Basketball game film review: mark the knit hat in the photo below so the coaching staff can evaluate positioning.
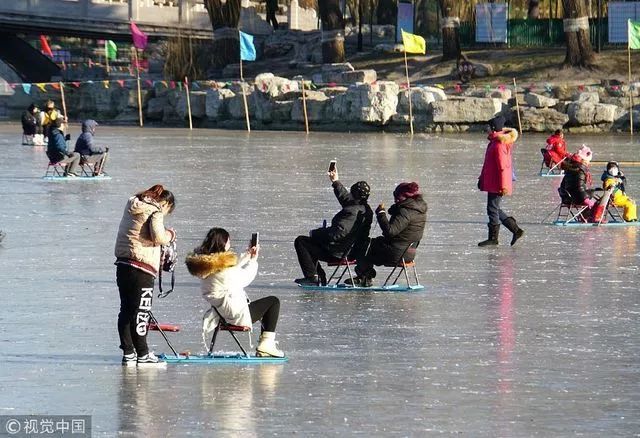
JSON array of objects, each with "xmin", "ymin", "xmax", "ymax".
[
  {"xmin": 393, "ymin": 182, "xmax": 421, "ymax": 202},
  {"xmin": 350, "ymin": 181, "xmax": 370, "ymax": 201},
  {"xmin": 574, "ymin": 144, "xmax": 593, "ymax": 163},
  {"xmin": 606, "ymin": 161, "xmax": 618, "ymax": 171},
  {"xmin": 489, "ymin": 115, "xmax": 505, "ymax": 132}
]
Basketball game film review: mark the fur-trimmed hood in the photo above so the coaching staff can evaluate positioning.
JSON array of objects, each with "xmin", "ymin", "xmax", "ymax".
[{"xmin": 185, "ymin": 251, "xmax": 238, "ymax": 279}]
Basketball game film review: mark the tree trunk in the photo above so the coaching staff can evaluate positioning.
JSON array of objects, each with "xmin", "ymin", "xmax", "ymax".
[
  {"xmin": 377, "ymin": 0, "xmax": 396, "ymax": 25},
  {"xmin": 204, "ymin": 0, "xmax": 242, "ymax": 68},
  {"xmin": 562, "ymin": 0, "xmax": 596, "ymax": 68},
  {"xmin": 438, "ymin": 0, "xmax": 460, "ymax": 61},
  {"xmin": 319, "ymin": 0, "xmax": 345, "ymax": 63},
  {"xmin": 528, "ymin": 0, "xmax": 540, "ymax": 19}
]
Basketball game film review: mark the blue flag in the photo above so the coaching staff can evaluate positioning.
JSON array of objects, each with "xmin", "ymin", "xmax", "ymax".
[{"xmin": 239, "ymin": 31, "xmax": 256, "ymax": 61}]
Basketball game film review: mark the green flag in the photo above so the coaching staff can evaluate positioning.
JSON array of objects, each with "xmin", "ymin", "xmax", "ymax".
[
  {"xmin": 106, "ymin": 40, "xmax": 118, "ymax": 60},
  {"xmin": 629, "ymin": 20, "xmax": 640, "ymax": 50}
]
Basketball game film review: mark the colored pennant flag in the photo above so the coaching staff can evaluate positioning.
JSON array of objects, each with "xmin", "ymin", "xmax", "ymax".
[
  {"xmin": 239, "ymin": 31, "xmax": 256, "ymax": 61},
  {"xmin": 22, "ymin": 83, "xmax": 32, "ymax": 94},
  {"xmin": 103, "ymin": 81, "xmax": 110, "ymax": 89},
  {"xmin": 36, "ymin": 83, "xmax": 47, "ymax": 92},
  {"xmin": 117, "ymin": 80, "xmax": 125, "ymax": 88},
  {"xmin": 39, "ymin": 35, "xmax": 54, "ymax": 57},
  {"xmin": 401, "ymin": 30, "xmax": 426, "ymax": 55},
  {"xmin": 51, "ymin": 83, "xmax": 60, "ymax": 90},
  {"xmin": 106, "ymin": 40, "xmax": 118, "ymax": 60},
  {"xmin": 130, "ymin": 22, "xmax": 148, "ymax": 50},
  {"xmin": 629, "ymin": 20, "xmax": 640, "ymax": 50},
  {"xmin": 72, "ymin": 82, "xmax": 81, "ymax": 88}
]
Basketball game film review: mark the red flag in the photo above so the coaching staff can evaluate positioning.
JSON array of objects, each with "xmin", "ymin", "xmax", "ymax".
[
  {"xmin": 130, "ymin": 22, "xmax": 148, "ymax": 50},
  {"xmin": 40, "ymin": 35, "xmax": 53, "ymax": 57}
]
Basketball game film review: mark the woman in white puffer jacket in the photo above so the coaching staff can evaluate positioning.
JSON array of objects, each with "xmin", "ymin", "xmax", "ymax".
[{"xmin": 185, "ymin": 227, "xmax": 284, "ymax": 357}]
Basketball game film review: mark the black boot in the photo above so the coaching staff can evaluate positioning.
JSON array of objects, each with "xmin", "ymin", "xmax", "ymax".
[
  {"xmin": 501, "ymin": 217, "xmax": 524, "ymax": 246},
  {"xmin": 478, "ymin": 224, "xmax": 500, "ymax": 247}
]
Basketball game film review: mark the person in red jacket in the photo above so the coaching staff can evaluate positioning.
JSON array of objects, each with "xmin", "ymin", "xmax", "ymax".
[
  {"xmin": 543, "ymin": 129, "xmax": 570, "ymax": 170},
  {"xmin": 477, "ymin": 116, "xmax": 524, "ymax": 246}
]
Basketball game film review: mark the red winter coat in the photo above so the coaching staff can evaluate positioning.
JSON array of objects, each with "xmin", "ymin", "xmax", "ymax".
[
  {"xmin": 478, "ymin": 128, "xmax": 518, "ymax": 195},
  {"xmin": 544, "ymin": 134, "xmax": 568, "ymax": 166}
]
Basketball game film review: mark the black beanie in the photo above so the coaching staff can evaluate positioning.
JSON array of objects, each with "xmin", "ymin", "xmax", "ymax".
[
  {"xmin": 489, "ymin": 115, "xmax": 506, "ymax": 132},
  {"xmin": 350, "ymin": 181, "xmax": 370, "ymax": 201}
]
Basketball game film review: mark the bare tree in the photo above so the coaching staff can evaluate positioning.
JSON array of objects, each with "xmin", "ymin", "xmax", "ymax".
[
  {"xmin": 438, "ymin": 0, "xmax": 460, "ymax": 61},
  {"xmin": 562, "ymin": 0, "xmax": 595, "ymax": 68},
  {"xmin": 319, "ymin": 0, "xmax": 345, "ymax": 63},
  {"xmin": 204, "ymin": 0, "xmax": 242, "ymax": 68}
]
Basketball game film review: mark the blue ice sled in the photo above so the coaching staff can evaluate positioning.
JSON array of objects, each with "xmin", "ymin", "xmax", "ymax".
[
  {"xmin": 159, "ymin": 353, "xmax": 288, "ymax": 364},
  {"xmin": 42, "ymin": 175, "xmax": 112, "ymax": 181},
  {"xmin": 539, "ymin": 172, "xmax": 564, "ymax": 178},
  {"xmin": 552, "ymin": 220, "xmax": 640, "ymax": 227},
  {"xmin": 298, "ymin": 283, "xmax": 425, "ymax": 292}
]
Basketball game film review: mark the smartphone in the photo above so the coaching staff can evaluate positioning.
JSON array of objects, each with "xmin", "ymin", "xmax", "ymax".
[
  {"xmin": 251, "ymin": 232, "xmax": 259, "ymax": 247},
  {"xmin": 328, "ymin": 160, "xmax": 337, "ymax": 172}
]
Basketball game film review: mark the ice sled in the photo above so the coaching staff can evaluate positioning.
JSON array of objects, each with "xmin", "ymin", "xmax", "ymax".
[
  {"xmin": 546, "ymin": 186, "xmax": 637, "ymax": 226},
  {"xmin": 159, "ymin": 353, "xmax": 288, "ymax": 364},
  {"xmin": 43, "ymin": 152, "xmax": 111, "ymax": 181},
  {"xmin": 538, "ymin": 148, "xmax": 565, "ymax": 177},
  {"xmin": 42, "ymin": 174, "xmax": 112, "ymax": 181},
  {"xmin": 300, "ymin": 241, "xmax": 425, "ymax": 292}
]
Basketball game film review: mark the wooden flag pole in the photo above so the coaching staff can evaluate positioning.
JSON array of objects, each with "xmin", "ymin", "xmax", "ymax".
[
  {"xmin": 132, "ymin": 47, "xmax": 144, "ymax": 127},
  {"xmin": 404, "ymin": 49, "xmax": 414, "ymax": 135},
  {"xmin": 184, "ymin": 76, "xmax": 193, "ymax": 130},
  {"xmin": 301, "ymin": 79, "xmax": 309, "ymax": 134},
  {"xmin": 59, "ymin": 81, "xmax": 68, "ymax": 122},
  {"xmin": 513, "ymin": 78, "xmax": 523, "ymax": 136},
  {"xmin": 240, "ymin": 59, "xmax": 251, "ymax": 133},
  {"xmin": 629, "ymin": 26, "xmax": 634, "ymax": 135}
]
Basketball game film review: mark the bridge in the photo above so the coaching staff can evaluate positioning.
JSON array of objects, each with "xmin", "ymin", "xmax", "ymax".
[{"xmin": 0, "ymin": 0, "xmax": 213, "ymax": 40}]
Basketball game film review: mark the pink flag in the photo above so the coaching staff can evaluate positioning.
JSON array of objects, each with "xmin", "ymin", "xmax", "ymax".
[{"xmin": 130, "ymin": 22, "xmax": 148, "ymax": 50}]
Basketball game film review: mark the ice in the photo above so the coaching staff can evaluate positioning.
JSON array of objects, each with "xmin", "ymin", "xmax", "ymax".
[{"xmin": 0, "ymin": 124, "xmax": 638, "ymax": 436}]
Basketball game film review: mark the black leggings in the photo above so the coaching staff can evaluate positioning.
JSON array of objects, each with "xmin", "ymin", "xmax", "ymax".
[
  {"xmin": 249, "ymin": 296, "xmax": 280, "ymax": 332},
  {"xmin": 116, "ymin": 264, "xmax": 155, "ymax": 356}
]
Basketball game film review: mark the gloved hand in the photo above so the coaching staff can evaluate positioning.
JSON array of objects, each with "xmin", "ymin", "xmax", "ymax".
[
  {"xmin": 375, "ymin": 203, "xmax": 385, "ymax": 214},
  {"xmin": 584, "ymin": 198, "xmax": 596, "ymax": 208},
  {"xmin": 105, "ymin": 147, "xmax": 110, "ymax": 153}
]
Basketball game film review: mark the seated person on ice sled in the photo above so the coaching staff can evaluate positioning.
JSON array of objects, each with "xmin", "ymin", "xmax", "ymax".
[
  {"xmin": 46, "ymin": 119, "xmax": 81, "ymax": 177},
  {"xmin": 559, "ymin": 145, "xmax": 601, "ymax": 220},
  {"xmin": 346, "ymin": 182, "xmax": 427, "ymax": 287},
  {"xmin": 74, "ymin": 119, "xmax": 108, "ymax": 176},
  {"xmin": 21, "ymin": 104, "xmax": 39, "ymax": 145},
  {"xmin": 185, "ymin": 227, "xmax": 285, "ymax": 358},
  {"xmin": 601, "ymin": 162, "xmax": 637, "ymax": 222},
  {"xmin": 294, "ymin": 169, "xmax": 373, "ymax": 286},
  {"xmin": 542, "ymin": 129, "xmax": 570, "ymax": 172}
]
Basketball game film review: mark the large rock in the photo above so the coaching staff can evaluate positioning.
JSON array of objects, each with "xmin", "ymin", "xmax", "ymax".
[
  {"xmin": 567, "ymin": 102, "xmax": 618, "ymax": 125},
  {"xmin": 525, "ymin": 92, "xmax": 558, "ymax": 108},
  {"xmin": 327, "ymin": 81, "xmax": 399, "ymax": 124},
  {"xmin": 146, "ymin": 97, "xmax": 167, "ymax": 120},
  {"xmin": 397, "ymin": 87, "xmax": 443, "ymax": 113},
  {"xmin": 573, "ymin": 92, "xmax": 599, "ymax": 104},
  {"xmin": 519, "ymin": 107, "xmax": 569, "ymax": 132},
  {"xmin": 206, "ymin": 88, "xmax": 235, "ymax": 120},
  {"xmin": 228, "ymin": 86, "xmax": 257, "ymax": 119},
  {"xmin": 341, "ymin": 69, "xmax": 377, "ymax": 84},
  {"xmin": 431, "ymin": 97, "xmax": 502, "ymax": 123},
  {"xmin": 292, "ymin": 90, "xmax": 329, "ymax": 122},
  {"xmin": 254, "ymin": 73, "xmax": 300, "ymax": 98},
  {"xmin": 176, "ymin": 91, "xmax": 206, "ymax": 119}
]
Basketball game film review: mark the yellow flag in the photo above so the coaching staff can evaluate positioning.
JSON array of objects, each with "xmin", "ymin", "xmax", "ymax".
[{"xmin": 401, "ymin": 30, "xmax": 426, "ymax": 55}]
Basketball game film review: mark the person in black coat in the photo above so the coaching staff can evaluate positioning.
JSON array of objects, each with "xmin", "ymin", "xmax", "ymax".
[
  {"xmin": 21, "ymin": 104, "xmax": 39, "ymax": 144},
  {"xmin": 559, "ymin": 145, "xmax": 596, "ymax": 209},
  {"xmin": 46, "ymin": 120, "xmax": 81, "ymax": 177},
  {"xmin": 348, "ymin": 182, "xmax": 427, "ymax": 287},
  {"xmin": 294, "ymin": 169, "xmax": 373, "ymax": 286}
]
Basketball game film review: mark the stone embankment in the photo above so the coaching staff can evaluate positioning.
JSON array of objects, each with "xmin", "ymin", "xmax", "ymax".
[{"xmin": 1, "ymin": 63, "xmax": 637, "ymax": 133}]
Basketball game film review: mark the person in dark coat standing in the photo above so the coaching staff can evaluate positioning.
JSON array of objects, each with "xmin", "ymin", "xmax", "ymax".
[
  {"xmin": 46, "ymin": 120, "xmax": 81, "ymax": 177},
  {"xmin": 477, "ymin": 115, "xmax": 524, "ymax": 246},
  {"xmin": 348, "ymin": 182, "xmax": 427, "ymax": 287},
  {"xmin": 266, "ymin": 0, "xmax": 279, "ymax": 29},
  {"xmin": 75, "ymin": 119, "xmax": 108, "ymax": 175},
  {"xmin": 21, "ymin": 104, "xmax": 39, "ymax": 144},
  {"xmin": 294, "ymin": 169, "xmax": 373, "ymax": 286}
]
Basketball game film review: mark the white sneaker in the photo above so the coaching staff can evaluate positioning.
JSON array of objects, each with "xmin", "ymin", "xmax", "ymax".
[
  {"xmin": 137, "ymin": 351, "xmax": 167, "ymax": 367},
  {"xmin": 122, "ymin": 352, "xmax": 137, "ymax": 366},
  {"xmin": 256, "ymin": 332, "xmax": 285, "ymax": 358}
]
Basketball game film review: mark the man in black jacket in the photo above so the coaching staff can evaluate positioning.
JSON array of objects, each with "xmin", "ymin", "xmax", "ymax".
[
  {"xmin": 294, "ymin": 170, "xmax": 373, "ymax": 286},
  {"xmin": 348, "ymin": 182, "xmax": 427, "ymax": 287}
]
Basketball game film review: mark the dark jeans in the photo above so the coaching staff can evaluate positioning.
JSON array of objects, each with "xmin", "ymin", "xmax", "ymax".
[
  {"xmin": 117, "ymin": 264, "xmax": 155, "ymax": 356},
  {"xmin": 249, "ymin": 296, "xmax": 280, "ymax": 332},
  {"xmin": 487, "ymin": 193, "xmax": 508, "ymax": 225},
  {"xmin": 294, "ymin": 235, "xmax": 332, "ymax": 278},
  {"xmin": 57, "ymin": 152, "xmax": 81, "ymax": 176},
  {"xmin": 356, "ymin": 237, "xmax": 415, "ymax": 279}
]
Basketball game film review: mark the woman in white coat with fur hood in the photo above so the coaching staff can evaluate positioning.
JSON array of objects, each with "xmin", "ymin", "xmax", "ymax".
[{"xmin": 185, "ymin": 227, "xmax": 284, "ymax": 357}]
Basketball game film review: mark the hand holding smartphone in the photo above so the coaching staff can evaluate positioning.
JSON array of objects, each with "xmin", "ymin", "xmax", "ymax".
[
  {"xmin": 328, "ymin": 160, "xmax": 337, "ymax": 172},
  {"xmin": 249, "ymin": 232, "xmax": 259, "ymax": 258},
  {"xmin": 328, "ymin": 159, "xmax": 338, "ymax": 182}
]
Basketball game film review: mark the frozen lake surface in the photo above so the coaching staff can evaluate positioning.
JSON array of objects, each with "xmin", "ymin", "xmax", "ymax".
[{"xmin": 0, "ymin": 124, "xmax": 638, "ymax": 436}]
